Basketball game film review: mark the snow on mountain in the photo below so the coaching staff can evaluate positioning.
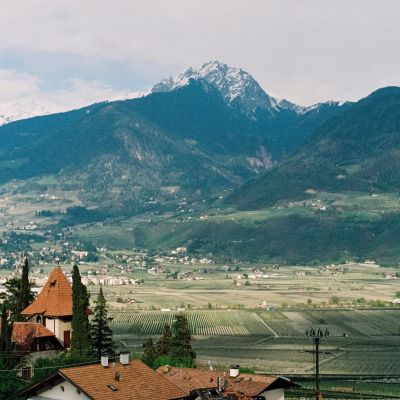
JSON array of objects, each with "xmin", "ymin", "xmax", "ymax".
[
  {"xmin": 0, "ymin": 102, "xmax": 49, "ymax": 125},
  {"xmin": 152, "ymin": 61, "xmax": 285, "ymax": 119},
  {"xmin": 0, "ymin": 91, "xmax": 150, "ymax": 126},
  {"xmin": 152, "ymin": 61, "xmax": 349, "ymax": 121}
]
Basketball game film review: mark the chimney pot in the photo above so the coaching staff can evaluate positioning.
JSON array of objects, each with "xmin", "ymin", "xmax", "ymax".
[
  {"xmin": 119, "ymin": 351, "xmax": 129, "ymax": 365},
  {"xmin": 101, "ymin": 356, "xmax": 109, "ymax": 368},
  {"xmin": 229, "ymin": 365, "xmax": 240, "ymax": 378}
]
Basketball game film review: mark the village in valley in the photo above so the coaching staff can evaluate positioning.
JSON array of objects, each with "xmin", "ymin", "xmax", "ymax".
[{"xmin": 1, "ymin": 167, "xmax": 400, "ymax": 400}]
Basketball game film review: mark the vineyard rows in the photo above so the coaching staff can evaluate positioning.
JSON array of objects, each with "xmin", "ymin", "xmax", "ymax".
[
  {"xmin": 109, "ymin": 310, "xmax": 272, "ymax": 336},
  {"xmin": 109, "ymin": 309, "xmax": 400, "ymax": 338}
]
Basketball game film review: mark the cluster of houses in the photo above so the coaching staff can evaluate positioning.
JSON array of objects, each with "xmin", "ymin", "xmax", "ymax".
[
  {"xmin": 20, "ymin": 358, "xmax": 298, "ymax": 400},
  {"xmin": 9, "ymin": 265, "xmax": 299, "ymax": 400}
]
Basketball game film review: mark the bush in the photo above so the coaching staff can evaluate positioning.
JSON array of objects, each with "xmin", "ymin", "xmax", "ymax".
[{"xmin": 239, "ymin": 367, "xmax": 255, "ymax": 374}]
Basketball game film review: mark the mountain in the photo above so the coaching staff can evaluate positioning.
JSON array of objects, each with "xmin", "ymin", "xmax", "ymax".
[
  {"xmin": 153, "ymin": 61, "xmax": 349, "ymax": 156},
  {"xmin": 153, "ymin": 60, "xmax": 287, "ymax": 119},
  {"xmin": 227, "ymin": 86, "xmax": 400, "ymax": 209},
  {"xmin": 0, "ymin": 61, "xmax": 347, "ymax": 211},
  {"xmin": 0, "ymin": 81, "xmax": 273, "ymax": 207},
  {"xmin": 139, "ymin": 88, "xmax": 400, "ymax": 265},
  {"xmin": 153, "ymin": 60, "xmax": 345, "ymax": 121},
  {"xmin": 0, "ymin": 102, "xmax": 48, "ymax": 126}
]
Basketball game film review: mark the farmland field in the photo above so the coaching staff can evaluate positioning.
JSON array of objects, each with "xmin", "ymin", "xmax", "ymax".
[
  {"xmin": 111, "ymin": 308, "xmax": 400, "ymax": 376},
  {"xmin": 110, "ymin": 310, "xmax": 272, "ymax": 336}
]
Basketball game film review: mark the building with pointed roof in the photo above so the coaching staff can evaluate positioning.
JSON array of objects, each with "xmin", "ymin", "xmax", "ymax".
[
  {"xmin": 21, "ymin": 266, "xmax": 75, "ymax": 349},
  {"xmin": 22, "ymin": 266, "xmax": 73, "ymax": 318}
]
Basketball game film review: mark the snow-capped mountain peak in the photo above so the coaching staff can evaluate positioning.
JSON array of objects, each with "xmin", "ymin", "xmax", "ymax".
[
  {"xmin": 152, "ymin": 61, "xmax": 282, "ymax": 119},
  {"xmin": 0, "ymin": 102, "xmax": 49, "ymax": 126}
]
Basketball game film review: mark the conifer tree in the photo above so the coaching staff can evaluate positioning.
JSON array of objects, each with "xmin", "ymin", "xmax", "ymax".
[
  {"xmin": 71, "ymin": 264, "xmax": 92, "ymax": 357},
  {"xmin": 90, "ymin": 287, "xmax": 114, "ymax": 359},
  {"xmin": 156, "ymin": 324, "xmax": 172, "ymax": 356},
  {"xmin": 0, "ymin": 257, "xmax": 34, "ymax": 322},
  {"xmin": 19, "ymin": 256, "xmax": 32, "ymax": 314},
  {"xmin": 170, "ymin": 314, "xmax": 196, "ymax": 365},
  {"xmin": 142, "ymin": 337, "xmax": 157, "ymax": 367}
]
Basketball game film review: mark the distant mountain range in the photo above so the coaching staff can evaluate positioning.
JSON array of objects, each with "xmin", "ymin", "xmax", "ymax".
[
  {"xmin": 227, "ymin": 86, "xmax": 400, "ymax": 209},
  {"xmin": 1, "ymin": 61, "xmax": 399, "ymax": 264},
  {"xmin": 0, "ymin": 61, "xmax": 347, "ymax": 206}
]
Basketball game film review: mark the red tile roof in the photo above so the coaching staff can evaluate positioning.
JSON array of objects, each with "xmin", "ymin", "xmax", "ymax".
[
  {"xmin": 11, "ymin": 322, "xmax": 55, "ymax": 348},
  {"xmin": 58, "ymin": 360, "xmax": 187, "ymax": 400},
  {"xmin": 156, "ymin": 367, "xmax": 281, "ymax": 398},
  {"xmin": 22, "ymin": 266, "xmax": 73, "ymax": 317}
]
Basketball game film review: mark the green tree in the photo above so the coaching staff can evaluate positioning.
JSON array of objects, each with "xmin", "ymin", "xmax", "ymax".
[
  {"xmin": 170, "ymin": 315, "xmax": 196, "ymax": 366},
  {"xmin": 0, "ymin": 302, "xmax": 13, "ymax": 368},
  {"xmin": 0, "ymin": 358, "xmax": 24, "ymax": 400},
  {"xmin": 142, "ymin": 337, "xmax": 157, "ymax": 367},
  {"xmin": 330, "ymin": 296, "xmax": 340, "ymax": 305},
  {"xmin": 0, "ymin": 258, "xmax": 34, "ymax": 323},
  {"xmin": 90, "ymin": 287, "xmax": 114, "ymax": 359},
  {"xmin": 19, "ymin": 257, "xmax": 33, "ymax": 314},
  {"xmin": 71, "ymin": 264, "xmax": 92, "ymax": 357},
  {"xmin": 0, "ymin": 278, "xmax": 21, "ymax": 322},
  {"xmin": 156, "ymin": 324, "xmax": 172, "ymax": 356}
]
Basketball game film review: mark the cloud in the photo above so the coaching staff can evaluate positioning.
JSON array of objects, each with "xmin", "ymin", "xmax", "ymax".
[
  {"xmin": 0, "ymin": 68, "xmax": 144, "ymax": 116},
  {"xmin": 0, "ymin": 0, "xmax": 399, "ymax": 105}
]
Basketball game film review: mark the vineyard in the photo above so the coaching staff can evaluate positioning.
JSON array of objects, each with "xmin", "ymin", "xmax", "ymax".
[
  {"xmin": 110, "ymin": 309, "xmax": 400, "ymax": 338},
  {"xmin": 110, "ymin": 309, "xmax": 400, "ymax": 375},
  {"xmin": 109, "ymin": 310, "xmax": 272, "ymax": 336}
]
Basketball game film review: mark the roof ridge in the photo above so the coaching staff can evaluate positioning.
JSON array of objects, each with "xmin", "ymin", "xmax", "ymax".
[{"xmin": 21, "ymin": 265, "xmax": 73, "ymax": 317}]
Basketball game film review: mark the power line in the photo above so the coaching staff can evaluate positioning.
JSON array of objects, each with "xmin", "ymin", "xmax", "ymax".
[{"xmin": 0, "ymin": 359, "xmax": 100, "ymax": 373}]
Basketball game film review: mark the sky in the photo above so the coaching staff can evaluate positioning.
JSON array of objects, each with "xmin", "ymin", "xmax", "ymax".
[{"xmin": 0, "ymin": 0, "xmax": 399, "ymax": 114}]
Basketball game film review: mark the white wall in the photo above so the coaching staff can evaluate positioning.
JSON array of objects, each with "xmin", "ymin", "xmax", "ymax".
[
  {"xmin": 264, "ymin": 388, "xmax": 285, "ymax": 400},
  {"xmin": 45, "ymin": 318, "xmax": 71, "ymax": 346},
  {"xmin": 30, "ymin": 379, "xmax": 90, "ymax": 400}
]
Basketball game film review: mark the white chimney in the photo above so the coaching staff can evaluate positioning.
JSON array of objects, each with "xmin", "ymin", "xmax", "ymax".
[
  {"xmin": 229, "ymin": 365, "xmax": 240, "ymax": 378},
  {"xmin": 120, "ymin": 352, "xmax": 129, "ymax": 365},
  {"xmin": 101, "ymin": 356, "xmax": 109, "ymax": 368}
]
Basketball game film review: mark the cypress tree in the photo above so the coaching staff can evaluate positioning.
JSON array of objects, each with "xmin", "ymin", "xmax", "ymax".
[
  {"xmin": 156, "ymin": 324, "xmax": 172, "ymax": 356},
  {"xmin": 0, "ymin": 257, "xmax": 34, "ymax": 322},
  {"xmin": 90, "ymin": 287, "xmax": 114, "ymax": 359},
  {"xmin": 71, "ymin": 264, "xmax": 92, "ymax": 357},
  {"xmin": 19, "ymin": 256, "xmax": 31, "ymax": 314},
  {"xmin": 170, "ymin": 315, "xmax": 196, "ymax": 365}
]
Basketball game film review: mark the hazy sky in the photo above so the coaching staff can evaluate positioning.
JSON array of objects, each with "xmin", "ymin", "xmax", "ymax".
[{"xmin": 0, "ymin": 0, "xmax": 399, "ymax": 112}]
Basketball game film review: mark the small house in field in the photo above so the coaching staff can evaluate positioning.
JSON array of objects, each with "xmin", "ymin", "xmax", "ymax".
[
  {"xmin": 157, "ymin": 365, "xmax": 299, "ymax": 400},
  {"xmin": 19, "ymin": 356, "xmax": 189, "ymax": 400}
]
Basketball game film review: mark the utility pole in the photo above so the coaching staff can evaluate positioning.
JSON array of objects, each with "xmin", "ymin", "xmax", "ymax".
[{"xmin": 306, "ymin": 327, "xmax": 329, "ymax": 400}]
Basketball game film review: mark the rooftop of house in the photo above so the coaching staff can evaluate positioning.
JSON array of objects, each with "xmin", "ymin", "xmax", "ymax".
[
  {"xmin": 21, "ymin": 265, "xmax": 91, "ymax": 318},
  {"xmin": 11, "ymin": 322, "xmax": 55, "ymax": 350},
  {"xmin": 20, "ymin": 359, "xmax": 188, "ymax": 400},
  {"xmin": 21, "ymin": 266, "xmax": 73, "ymax": 317},
  {"xmin": 156, "ymin": 366, "xmax": 298, "ymax": 398}
]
